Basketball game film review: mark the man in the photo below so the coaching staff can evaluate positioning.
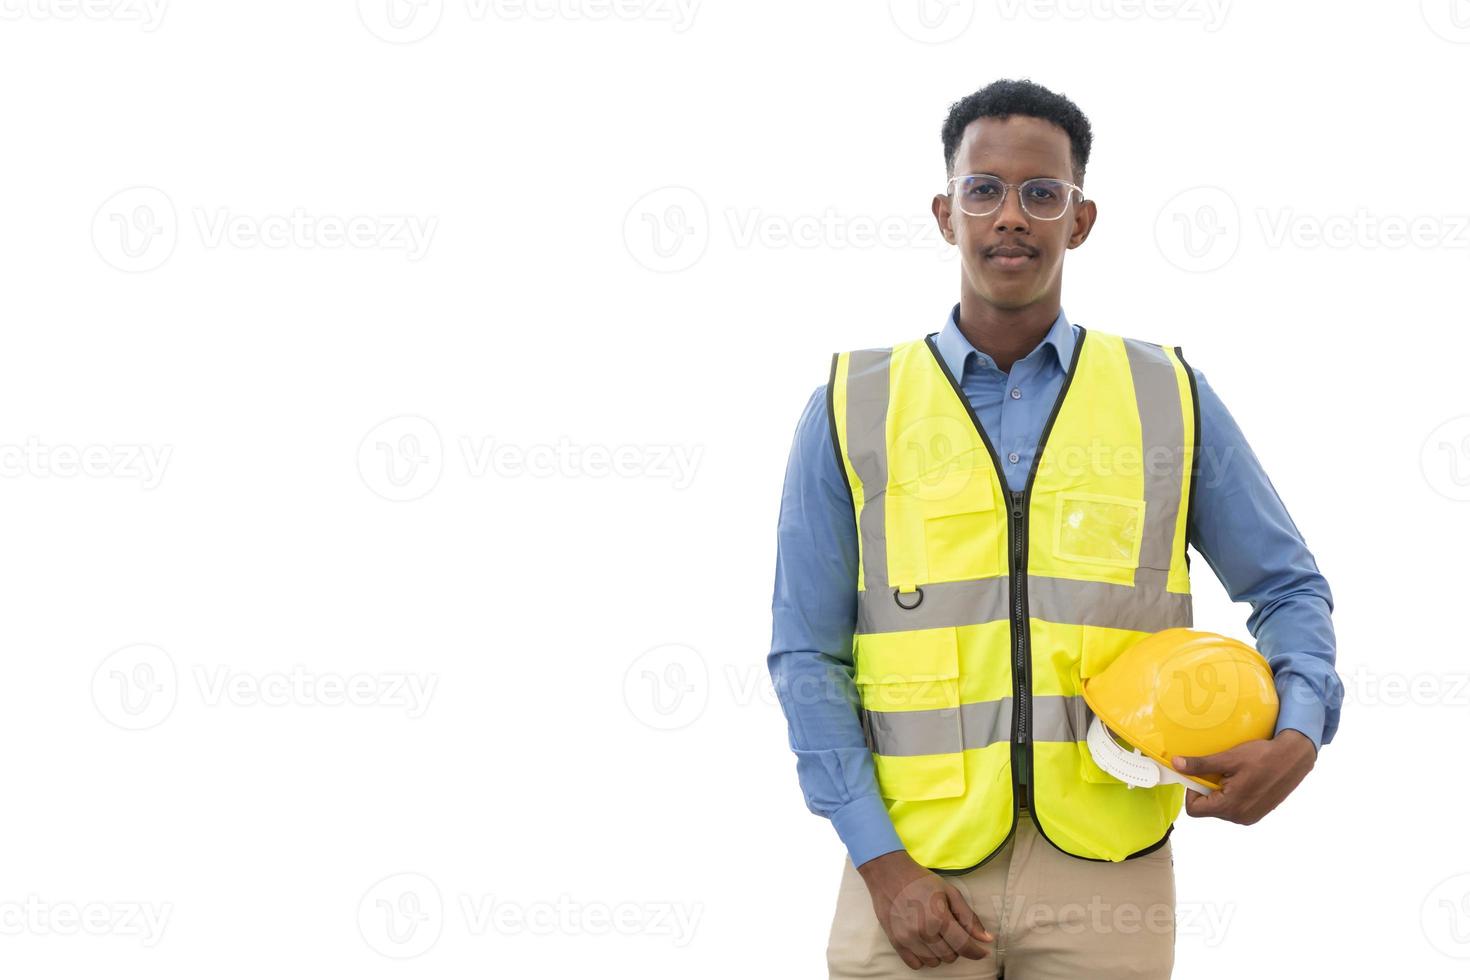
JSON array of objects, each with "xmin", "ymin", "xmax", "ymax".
[{"xmin": 767, "ymin": 79, "xmax": 1342, "ymax": 978}]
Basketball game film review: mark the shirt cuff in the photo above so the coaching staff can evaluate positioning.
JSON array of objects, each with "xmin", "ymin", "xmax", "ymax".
[
  {"xmin": 1274, "ymin": 677, "xmax": 1327, "ymax": 754},
  {"xmin": 831, "ymin": 793, "xmax": 906, "ymax": 869}
]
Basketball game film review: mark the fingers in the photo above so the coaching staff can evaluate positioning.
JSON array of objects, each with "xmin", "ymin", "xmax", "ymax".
[
  {"xmin": 934, "ymin": 891, "xmax": 991, "ymax": 960},
  {"xmin": 1185, "ymin": 786, "xmax": 1229, "ymax": 819},
  {"xmin": 881, "ymin": 873, "xmax": 997, "ymax": 969},
  {"xmin": 914, "ymin": 892, "xmax": 975, "ymax": 965},
  {"xmin": 897, "ymin": 888, "xmax": 992, "ymax": 967},
  {"xmin": 944, "ymin": 884, "xmax": 995, "ymax": 945},
  {"xmin": 895, "ymin": 946, "xmax": 926, "ymax": 970},
  {"xmin": 1172, "ymin": 750, "xmax": 1234, "ymax": 777}
]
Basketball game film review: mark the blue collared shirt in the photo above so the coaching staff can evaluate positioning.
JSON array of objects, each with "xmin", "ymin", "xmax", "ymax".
[{"xmin": 767, "ymin": 303, "xmax": 1343, "ymax": 868}]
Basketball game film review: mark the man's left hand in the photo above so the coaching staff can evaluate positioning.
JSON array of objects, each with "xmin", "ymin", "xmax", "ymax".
[{"xmin": 1171, "ymin": 730, "xmax": 1317, "ymax": 825}]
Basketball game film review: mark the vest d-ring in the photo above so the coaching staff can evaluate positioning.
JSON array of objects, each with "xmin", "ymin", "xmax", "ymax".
[{"xmin": 893, "ymin": 586, "xmax": 924, "ymax": 610}]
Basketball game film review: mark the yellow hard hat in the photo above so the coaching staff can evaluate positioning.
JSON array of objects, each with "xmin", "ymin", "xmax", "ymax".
[{"xmin": 1081, "ymin": 628, "xmax": 1279, "ymax": 794}]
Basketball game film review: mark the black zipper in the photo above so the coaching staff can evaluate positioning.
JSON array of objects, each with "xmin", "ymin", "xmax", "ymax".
[{"xmin": 1010, "ymin": 488, "xmax": 1029, "ymax": 790}]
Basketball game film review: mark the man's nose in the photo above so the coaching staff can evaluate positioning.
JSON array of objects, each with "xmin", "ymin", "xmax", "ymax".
[{"xmin": 993, "ymin": 186, "xmax": 1030, "ymax": 232}]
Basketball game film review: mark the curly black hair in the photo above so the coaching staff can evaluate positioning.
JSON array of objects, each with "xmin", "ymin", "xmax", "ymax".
[{"xmin": 941, "ymin": 79, "xmax": 1093, "ymax": 187}]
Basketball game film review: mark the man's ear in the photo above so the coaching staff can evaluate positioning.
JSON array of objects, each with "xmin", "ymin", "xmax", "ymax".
[
  {"xmin": 932, "ymin": 192, "xmax": 956, "ymax": 245},
  {"xmin": 1068, "ymin": 197, "xmax": 1097, "ymax": 249}
]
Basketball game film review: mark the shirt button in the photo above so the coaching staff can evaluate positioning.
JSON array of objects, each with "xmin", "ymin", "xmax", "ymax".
[
  {"xmin": 1010, "ymin": 387, "xmax": 1022, "ymax": 399},
  {"xmin": 1008, "ymin": 452, "xmax": 1020, "ymax": 464}
]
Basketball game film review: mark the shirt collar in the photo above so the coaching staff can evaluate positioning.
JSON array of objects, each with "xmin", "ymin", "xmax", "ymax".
[{"xmin": 933, "ymin": 302, "xmax": 1077, "ymax": 379}]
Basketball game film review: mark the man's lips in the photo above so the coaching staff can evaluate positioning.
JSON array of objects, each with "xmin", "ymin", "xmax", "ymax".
[{"xmin": 985, "ymin": 247, "xmax": 1037, "ymax": 269}]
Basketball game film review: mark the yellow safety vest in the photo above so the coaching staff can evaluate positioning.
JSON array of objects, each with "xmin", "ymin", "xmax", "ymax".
[{"xmin": 828, "ymin": 325, "xmax": 1199, "ymax": 870}]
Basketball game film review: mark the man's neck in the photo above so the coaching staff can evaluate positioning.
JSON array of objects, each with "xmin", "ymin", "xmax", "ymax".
[{"xmin": 957, "ymin": 297, "xmax": 1060, "ymax": 375}]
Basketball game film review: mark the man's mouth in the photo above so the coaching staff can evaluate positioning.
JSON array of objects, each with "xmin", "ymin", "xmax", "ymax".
[{"xmin": 986, "ymin": 246, "xmax": 1037, "ymax": 270}]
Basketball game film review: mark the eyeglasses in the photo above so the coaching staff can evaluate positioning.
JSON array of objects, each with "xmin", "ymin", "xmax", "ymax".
[{"xmin": 946, "ymin": 173, "xmax": 1084, "ymax": 221}]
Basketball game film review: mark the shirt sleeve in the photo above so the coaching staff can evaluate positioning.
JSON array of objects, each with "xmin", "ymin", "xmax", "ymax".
[
  {"xmin": 767, "ymin": 383, "xmax": 906, "ymax": 868},
  {"xmin": 1186, "ymin": 366, "xmax": 1345, "ymax": 752}
]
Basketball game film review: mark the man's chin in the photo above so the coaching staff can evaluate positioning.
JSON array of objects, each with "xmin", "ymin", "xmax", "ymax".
[{"xmin": 967, "ymin": 277, "xmax": 1037, "ymax": 308}]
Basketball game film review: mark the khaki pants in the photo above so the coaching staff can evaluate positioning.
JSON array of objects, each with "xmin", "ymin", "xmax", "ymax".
[{"xmin": 826, "ymin": 811, "xmax": 1175, "ymax": 979}]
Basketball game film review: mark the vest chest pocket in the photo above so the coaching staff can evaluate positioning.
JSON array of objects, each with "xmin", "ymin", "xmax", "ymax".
[
  {"xmin": 1052, "ymin": 492, "xmax": 1146, "ymax": 569},
  {"xmin": 854, "ymin": 627, "xmax": 966, "ymax": 801},
  {"xmin": 919, "ymin": 482, "xmax": 1002, "ymax": 584}
]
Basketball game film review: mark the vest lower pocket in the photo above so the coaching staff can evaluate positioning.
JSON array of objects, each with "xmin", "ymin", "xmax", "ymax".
[
  {"xmin": 854, "ymin": 626, "xmax": 960, "ymax": 691},
  {"xmin": 872, "ymin": 748, "xmax": 966, "ymax": 801},
  {"xmin": 855, "ymin": 627, "xmax": 966, "ymax": 802}
]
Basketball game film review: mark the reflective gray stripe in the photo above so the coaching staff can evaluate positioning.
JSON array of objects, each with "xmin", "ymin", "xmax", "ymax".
[
  {"xmin": 856, "ymin": 571, "xmax": 1188, "ymax": 634},
  {"xmin": 1031, "ymin": 693, "xmax": 1093, "ymax": 743},
  {"xmin": 1122, "ymin": 338, "xmax": 1185, "ymax": 576},
  {"xmin": 864, "ymin": 695, "xmax": 1091, "ymax": 756},
  {"xmin": 857, "ymin": 576, "xmax": 1008, "ymax": 634},
  {"xmin": 1029, "ymin": 568, "xmax": 1192, "ymax": 633},
  {"xmin": 845, "ymin": 349, "xmax": 892, "ymax": 593},
  {"xmin": 865, "ymin": 698, "xmax": 1008, "ymax": 756}
]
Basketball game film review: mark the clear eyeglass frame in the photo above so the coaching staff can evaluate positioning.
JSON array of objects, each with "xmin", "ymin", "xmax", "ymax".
[{"xmin": 945, "ymin": 173, "xmax": 1085, "ymax": 221}]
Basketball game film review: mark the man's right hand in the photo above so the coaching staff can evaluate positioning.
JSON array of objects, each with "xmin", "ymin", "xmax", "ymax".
[{"xmin": 856, "ymin": 850, "xmax": 994, "ymax": 970}]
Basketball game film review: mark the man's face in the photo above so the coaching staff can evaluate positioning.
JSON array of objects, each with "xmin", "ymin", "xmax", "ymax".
[{"xmin": 932, "ymin": 115, "xmax": 1096, "ymax": 311}]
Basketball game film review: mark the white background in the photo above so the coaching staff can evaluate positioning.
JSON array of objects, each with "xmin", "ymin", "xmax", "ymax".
[{"xmin": 2, "ymin": 1, "xmax": 1468, "ymax": 976}]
